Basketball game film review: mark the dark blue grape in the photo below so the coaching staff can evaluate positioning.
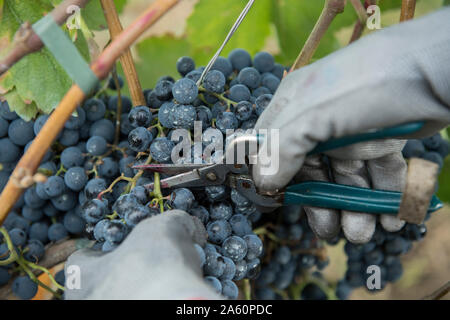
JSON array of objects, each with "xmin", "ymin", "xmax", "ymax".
[
  {"xmin": 229, "ymin": 84, "xmax": 251, "ymax": 102},
  {"xmin": 172, "ymin": 79, "xmax": 198, "ymax": 104},
  {"xmin": 229, "ymin": 214, "xmax": 252, "ymax": 237},
  {"xmin": 98, "ymin": 157, "xmax": 119, "ymax": 178},
  {"xmin": 188, "ymin": 206, "xmax": 210, "ymax": 225},
  {"xmin": 203, "ymin": 251, "xmax": 226, "ymax": 278},
  {"xmin": 246, "ymin": 258, "xmax": 261, "ymax": 279},
  {"xmin": 22, "ymin": 206, "xmax": 43, "ymax": 222},
  {"xmin": 238, "ymin": 67, "xmax": 261, "ymax": 89},
  {"xmin": 9, "ymin": 228, "xmax": 27, "ymax": 247},
  {"xmin": 150, "ymin": 137, "xmax": 175, "ymax": 163},
  {"xmin": 253, "ymin": 52, "xmax": 274, "ymax": 73},
  {"xmin": 211, "ymin": 57, "xmax": 233, "ymax": 78},
  {"xmin": 89, "ymin": 119, "xmax": 115, "ymax": 143},
  {"xmin": 0, "ymin": 138, "xmax": 20, "ymax": 163},
  {"xmin": 0, "ymin": 101, "xmax": 18, "ymax": 120},
  {"xmin": 108, "ymin": 95, "xmax": 132, "ymax": 113},
  {"xmin": 271, "ymin": 63, "xmax": 285, "ymax": 80},
  {"xmin": 102, "ymin": 241, "xmax": 118, "ymax": 253},
  {"xmin": 82, "ymin": 199, "xmax": 107, "ymax": 224},
  {"xmin": 146, "ymin": 90, "xmax": 164, "ymax": 109},
  {"xmin": 8, "ymin": 118, "xmax": 34, "ymax": 146},
  {"xmin": 108, "ymin": 75, "xmax": 124, "ymax": 90},
  {"xmin": 64, "ymin": 167, "xmax": 88, "ymax": 191},
  {"xmin": 244, "ymin": 234, "xmax": 263, "ymax": 260},
  {"xmin": 234, "ymin": 101, "xmax": 253, "ymax": 121},
  {"xmin": 86, "ymin": 136, "xmax": 108, "ymax": 156},
  {"xmin": 93, "ymin": 219, "xmax": 109, "ymax": 241},
  {"xmin": 44, "ymin": 175, "xmax": 65, "ymax": 197},
  {"xmin": 12, "ymin": 276, "xmax": 38, "ymax": 300},
  {"xmin": 59, "ymin": 128, "xmax": 79, "ymax": 146},
  {"xmin": 29, "ymin": 222, "xmax": 49, "ymax": 243},
  {"xmin": 155, "ymin": 80, "xmax": 174, "ymax": 101},
  {"xmin": 103, "ymin": 220, "xmax": 128, "ymax": 244},
  {"xmin": 51, "ymin": 190, "xmax": 77, "ymax": 211},
  {"xmin": 422, "ymin": 134, "xmax": 442, "ymax": 150},
  {"xmin": 204, "ymin": 70, "xmax": 226, "ymax": 93},
  {"xmin": 210, "ymin": 201, "xmax": 233, "ymax": 220},
  {"xmin": 228, "ymin": 49, "xmax": 252, "ymax": 71},
  {"xmin": 83, "ymin": 98, "xmax": 107, "ymax": 122},
  {"xmin": 124, "ymin": 205, "xmax": 155, "ymax": 227},
  {"xmin": 301, "ymin": 283, "xmax": 327, "ymax": 300},
  {"xmin": 402, "ymin": 139, "xmax": 425, "ymax": 158},
  {"xmin": 167, "ymin": 188, "xmax": 195, "ymax": 211},
  {"xmin": 0, "ymin": 117, "xmax": 8, "ymax": 138},
  {"xmin": 24, "ymin": 239, "xmax": 45, "ymax": 262},
  {"xmin": 207, "ymin": 220, "xmax": 232, "ymax": 244},
  {"xmin": 55, "ymin": 270, "xmax": 65, "ymax": 287},
  {"xmin": 261, "ymin": 73, "xmax": 280, "ymax": 94},
  {"xmin": 128, "ymin": 106, "xmax": 153, "ymax": 128},
  {"xmin": 221, "ymin": 279, "xmax": 238, "ymax": 299},
  {"xmin": 170, "ymin": 104, "xmax": 196, "ymax": 129},
  {"xmin": 185, "ymin": 70, "xmax": 202, "ymax": 83},
  {"xmin": 204, "ymin": 276, "xmax": 222, "ymax": 294},
  {"xmin": 222, "ymin": 236, "xmax": 247, "ymax": 262},
  {"xmin": 63, "ymin": 212, "xmax": 85, "ymax": 234},
  {"xmin": 119, "ymin": 157, "xmax": 135, "ymax": 178},
  {"xmin": 0, "ymin": 267, "xmax": 11, "ymax": 286},
  {"xmin": 48, "ymin": 223, "xmax": 68, "ymax": 241},
  {"xmin": 24, "ymin": 186, "xmax": 46, "ymax": 208},
  {"xmin": 113, "ymin": 193, "xmax": 140, "ymax": 218},
  {"xmin": 194, "ymin": 244, "xmax": 206, "ymax": 268},
  {"xmin": 216, "ymin": 112, "xmax": 238, "ymax": 134},
  {"xmin": 219, "ymin": 256, "xmax": 236, "ymax": 281},
  {"xmin": 422, "ymin": 151, "xmax": 443, "ymax": 168},
  {"xmin": 65, "ymin": 107, "xmax": 86, "ymax": 130},
  {"xmin": 176, "ymin": 56, "xmax": 195, "ymax": 76}
]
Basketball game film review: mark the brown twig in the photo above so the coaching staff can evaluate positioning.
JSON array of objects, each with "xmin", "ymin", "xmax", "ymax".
[
  {"xmin": 290, "ymin": 0, "xmax": 346, "ymax": 71},
  {"xmin": 423, "ymin": 281, "xmax": 450, "ymax": 300},
  {"xmin": 100, "ymin": 0, "xmax": 146, "ymax": 106},
  {"xmin": 0, "ymin": 0, "xmax": 91, "ymax": 77},
  {"xmin": 0, "ymin": 239, "xmax": 94, "ymax": 299},
  {"xmin": 400, "ymin": 0, "xmax": 416, "ymax": 22},
  {"xmin": 348, "ymin": 0, "xmax": 377, "ymax": 44},
  {"xmin": 0, "ymin": 0, "xmax": 180, "ymax": 225},
  {"xmin": 112, "ymin": 66, "xmax": 123, "ymax": 145}
]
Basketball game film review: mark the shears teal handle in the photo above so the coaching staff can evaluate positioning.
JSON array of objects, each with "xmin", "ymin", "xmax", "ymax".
[
  {"xmin": 283, "ymin": 181, "xmax": 443, "ymax": 214},
  {"xmin": 308, "ymin": 121, "xmax": 425, "ymax": 155}
]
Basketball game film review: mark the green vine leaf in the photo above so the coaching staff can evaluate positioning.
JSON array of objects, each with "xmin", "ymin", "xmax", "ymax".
[
  {"xmin": 437, "ymin": 156, "xmax": 450, "ymax": 204},
  {"xmin": 3, "ymin": 88, "xmax": 39, "ymax": 121},
  {"xmin": 0, "ymin": 0, "xmax": 90, "ymax": 119},
  {"xmin": 131, "ymin": 35, "xmax": 190, "ymax": 90},
  {"xmin": 272, "ymin": 0, "xmax": 358, "ymax": 65},
  {"xmin": 186, "ymin": 0, "xmax": 272, "ymax": 65}
]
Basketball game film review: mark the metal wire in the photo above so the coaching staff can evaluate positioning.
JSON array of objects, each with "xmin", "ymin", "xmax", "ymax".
[{"xmin": 196, "ymin": 0, "xmax": 255, "ymax": 87}]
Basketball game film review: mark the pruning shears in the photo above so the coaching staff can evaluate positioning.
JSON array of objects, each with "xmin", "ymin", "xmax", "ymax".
[{"xmin": 133, "ymin": 121, "xmax": 443, "ymax": 216}]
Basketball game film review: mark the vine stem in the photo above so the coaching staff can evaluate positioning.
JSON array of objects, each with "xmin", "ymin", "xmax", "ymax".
[
  {"xmin": 400, "ymin": 0, "xmax": 416, "ymax": 22},
  {"xmin": 423, "ymin": 281, "xmax": 450, "ymax": 300},
  {"xmin": 290, "ymin": 0, "xmax": 346, "ymax": 71},
  {"xmin": 100, "ymin": 0, "xmax": 146, "ymax": 106},
  {"xmin": 0, "ymin": 0, "xmax": 91, "ymax": 76},
  {"xmin": 0, "ymin": 0, "xmax": 180, "ymax": 225},
  {"xmin": 349, "ymin": 0, "xmax": 377, "ymax": 44}
]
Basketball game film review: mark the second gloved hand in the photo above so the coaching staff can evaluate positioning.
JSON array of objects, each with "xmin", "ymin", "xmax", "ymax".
[{"xmin": 252, "ymin": 8, "xmax": 450, "ymax": 243}]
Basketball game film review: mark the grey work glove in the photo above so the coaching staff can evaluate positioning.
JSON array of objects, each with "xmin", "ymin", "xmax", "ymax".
[
  {"xmin": 64, "ymin": 210, "xmax": 223, "ymax": 299},
  {"xmin": 253, "ymin": 8, "xmax": 450, "ymax": 243}
]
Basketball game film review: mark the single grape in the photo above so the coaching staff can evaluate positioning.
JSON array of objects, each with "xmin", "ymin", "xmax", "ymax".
[
  {"xmin": 59, "ymin": 128, "xmax": 79, "ymax": 146},
  {"xmin": 234, "ymin": 101, "xmax": 253, "ymax": 121},
  {"xmin": 207, "ymin": 220, "xmax": 232, "ymax": 244},
  {"xmin": 86, "ymin": 136, "xmax": 108, "ymax": 156},
  {"xmin": 203, "ymin": 251, "xmax": 226, "ymax": 278},
  {"xmin": 222, "ymin": 236, "xmax": 248, "ymax": 262},
  {"xmin": 204, "ymin": 70, "xmax": 226, "ymax": 93},
  {"xmin": 155, "ymin": 79, "xmax": 174, "ymax": 101},
  {"xmin": 89, "ymin": 119, "xmax": 115, "ymax": 143},
  {"xmin": 108, "ymin": 75, "xmax": 124, "ymax": 90},
  {"xmin": 261, "ymin": 73, "xmax": 280, "ymax": 94},
  {"xmin": 12, "ymin": 276, "xmax": 38, "ymax": 300},
  {"xmin": 210, "ymin": 201, "xmax": 233, "ymax": 220},
  {"xmin": 128, "ymin": 106, "xmax": 153, "ymax": 128},
  {"xmin": 51, "ymin": 190, "xmax": 78, "ymax": 211},
  {"xmin": 48, "ymin": 223, "xmax": 68, "ymax": 241},
  {"xmin": 150, "ymin": 137, "xmax": 175, "ymax": 163},
  {"xmin": 64, "ymin": 167, "xmax": 88, "ymax": 191},
  {"xmin": 216, "ymin": 112, "xmax": 238, "ymax": 134},
  {"xmin": 168, "ymin": 188, "xmax": 195, "ymax": 211},
  {"xmin": 0, "ymin": 138, "xmax": 20, "ymax": 163},
  {"xmin": 24, "ymin": 239, "xmax": 45, "ymax": 262},
  {"xmin": 9, "ymin": 228, "xmax": 27, "ymax": 247},
  {"xmin": 124, "ymin": 205, "xmax": 155, "ymax": 227},
  {"xmin": 0, "ymin": 101, "xmax": 18, "ymax": 120},
  {"xmin": 0, "ymin": 117, "xmax": 8, "ymax": 138},
  {"xmin": 255, "ymin": 94, "xmax": 273, "ymax": 116},
  {"xmin": 29, "ymin": 222, "xmax": 49, "ymax": 243},
  {"xmin": 108, "ymin": 95, "xmax": 132, "ymax": 113},
  {"xmin": 172, "ymin": 78, "xmax": 198, "ymax": 104},
  {"xmin": 146, "ymin": 90, "xmax": 164, "ymax": 109},
  {"xmin": 228, "ymin": 49, "xmax": 252, "ymax": 71},
  {"xmin": 176, "ymin": 56, "xmax": 195, "ymax": 76},
  {"xmin": 221, "ymin": 279, "xmax": 238, "ymax": 299},
  {"xmin": 82, "ymin": 199, "xmax": 107, "ymax": 224},
  {"xmin": 211, "ymin": 57, "xmax": 233, "ymax": 78},
  {"xmin": 229, "ymin": 84, "xmax": 251, "ymax": 102},
  {"xmin": 402, "ymin": 139, "xmax": 425, "ymax": 158},
  {"xmin": 253, "ymin": 52, "xmax": 275, "ymax": 73},
  {"xmin": 104, "ymin": 220, "xmax": 128, "ymax": 244},
  {"xmin": 219, "ymin": 256, "xmax": 236, "ymax": 281},
  {"xmin": 188, "ymin": 206, "xmax": 210, "ymax": 225},
  {"xmin": 65, "ymin": 107, "xmax": 86, "ymax": 130},
  {"xmin": 63, "ymin": 212, "xmax": 85, "ymax": 234},
  {"xmin": 44, "ymin": 175, "xmax": 65, "ymax": 198},
  {"xmin": 238, "ymin": 67, "xmax": 261, "ymax": 89},
  {"xmin": 204, "ymin": 276, "xmax": 222, "ymax": 294},
  {"xmin": 8, "ymin": 118, "xmax": 35, "ymax": 146}
]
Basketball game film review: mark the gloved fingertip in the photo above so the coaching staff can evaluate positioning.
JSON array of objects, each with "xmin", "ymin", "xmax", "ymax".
[
  {"xmin": 304, "ymin": 207, "xmax": 340, "ymax": 240},
  {"xmin": 342, "ymin": 212, "xmax": 376, "ymax": 244},
  {"xmin": 380, "ymin": 215, "xmax": 406, "ymax": 232}
]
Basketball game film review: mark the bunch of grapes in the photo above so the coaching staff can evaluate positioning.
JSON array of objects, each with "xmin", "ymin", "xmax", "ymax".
[{"xmin": 0, "ymin": 49, "xmax": 287, "ymax": 299}]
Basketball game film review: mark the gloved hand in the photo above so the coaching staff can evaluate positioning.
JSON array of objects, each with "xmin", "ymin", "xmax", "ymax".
[
  {"xmin": 64, "ymin": 210, "xmax": 223, "ymax": 299},
  {"xmin": 253, "ymin": 8, "xmax": 450, "ymax": 243}
]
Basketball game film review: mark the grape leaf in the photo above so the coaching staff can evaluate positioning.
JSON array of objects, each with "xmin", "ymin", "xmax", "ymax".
[
  {"xmin": 81, "ymin": 0, "xmax": 107, "ymax": 30},
  {"xmin": 186, "ymin": 0, "xmax": 272, "ymax": 65},
  {"xmin": 0, "ymin": 0, "xmax": 4, "ymax": 20},
  {"xmin": 0, "ymin": 0, "xmax": 90, "ymax": 119},
  {"xmin": 377, "ymin": 0, "xmax": 403, "ymax": 11},
  {"xmin": 3, "ymin": 88, "xmax": 39, "ymax": 121},
  {"xmin": 437, "ymin": 157, "xmax": 450, "ymax": 203},
  {"xmin": 131, "ymin": 35, "xmax": 190, "ymax": 89},
  {"xmin": 272, "ymin": 0, "xmax": 358, "ymax": 65}
]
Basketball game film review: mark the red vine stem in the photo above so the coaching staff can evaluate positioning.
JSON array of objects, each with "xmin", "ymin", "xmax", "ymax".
[
  {"xmin": 348, "ymin": 0, "xmax": 377, "ymax": 44},
  {"xmin": 0, "ymin": 0, "xmax": 91, "ymax": 76},
  {"xmin": 290, "ymin": 0, "xmax": 346, "ymax": 71},
  {"xmin": 100, "ymin": 0, "xmax": 146, "ymax": 106},
  {"xmin": 0, "ymin": 0, "xmax": 180, "ymax": 225}
]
